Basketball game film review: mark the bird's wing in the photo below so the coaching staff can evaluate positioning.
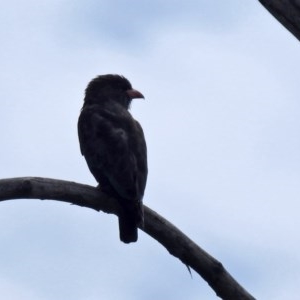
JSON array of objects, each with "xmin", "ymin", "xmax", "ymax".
[{"xmin": 78, "ymin": 107, "xmax": 147, "ymax": 202}]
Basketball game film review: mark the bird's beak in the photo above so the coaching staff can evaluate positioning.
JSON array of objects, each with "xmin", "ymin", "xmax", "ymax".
[{"xmin": 126, "ymin": 89, "xmax": 144, "ymax": 99}]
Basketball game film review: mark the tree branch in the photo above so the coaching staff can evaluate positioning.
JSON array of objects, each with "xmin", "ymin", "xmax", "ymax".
[
  {"xmin": 259, "ymin": 0, "xmax": 300, "ymax": 41},
  {"xmin": 0, "ymin": 177, "xmax": 255, "ymax": 300}
]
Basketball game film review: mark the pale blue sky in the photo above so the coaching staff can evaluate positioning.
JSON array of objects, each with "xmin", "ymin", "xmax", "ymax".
[{"xmin": 0, "ymin": 1, "xmax": 300, "ymax": 299}]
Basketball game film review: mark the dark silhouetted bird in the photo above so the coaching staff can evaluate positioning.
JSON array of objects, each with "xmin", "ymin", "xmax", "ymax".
[{"xmin": 78, "ymin": 74, "xmax": 147, "ymax": 243}]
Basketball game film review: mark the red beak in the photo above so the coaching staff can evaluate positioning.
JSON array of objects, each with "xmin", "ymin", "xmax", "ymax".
[{"xmin": 126, "ymin": 89, "xmax": 144, "ymax": 99}]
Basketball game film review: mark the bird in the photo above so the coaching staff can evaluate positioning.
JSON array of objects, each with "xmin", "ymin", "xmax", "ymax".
[{"xmin": 78, "ymin": 74, "xmax": 148, "ymax": 243}]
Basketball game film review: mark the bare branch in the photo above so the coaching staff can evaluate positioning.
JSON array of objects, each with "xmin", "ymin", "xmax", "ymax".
[
  {"xmin": 0, "ymin": 177, "xmax": 255, "ymax": 300},
  {"xmin": 259, "ymin": 0, "xmax": 300, "ymax": 41}
]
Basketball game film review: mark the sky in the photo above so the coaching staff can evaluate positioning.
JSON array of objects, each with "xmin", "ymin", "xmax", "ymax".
[{"xmin": 0, "ymin": 0, "xmax": 300, "ymax": 299}]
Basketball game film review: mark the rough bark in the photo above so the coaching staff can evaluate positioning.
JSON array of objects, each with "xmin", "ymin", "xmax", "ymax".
[
  {"xmin": 259, "ymin": 0, "xmax": 300, "ymax": 41},
  {"xmin": 0, "ymin": 177, "xmax": 255, "ymax": 300}
]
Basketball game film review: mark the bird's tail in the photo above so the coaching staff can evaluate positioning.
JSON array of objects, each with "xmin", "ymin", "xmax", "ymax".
[{"xmin": 118, "ymin": 201, "xmax": 143, "ymax": 244}]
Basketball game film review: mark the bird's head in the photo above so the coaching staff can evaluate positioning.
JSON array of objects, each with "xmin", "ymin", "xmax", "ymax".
[{"xmin": 84, "ymin": 74, "xmax": 144, "ymax": 110}]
